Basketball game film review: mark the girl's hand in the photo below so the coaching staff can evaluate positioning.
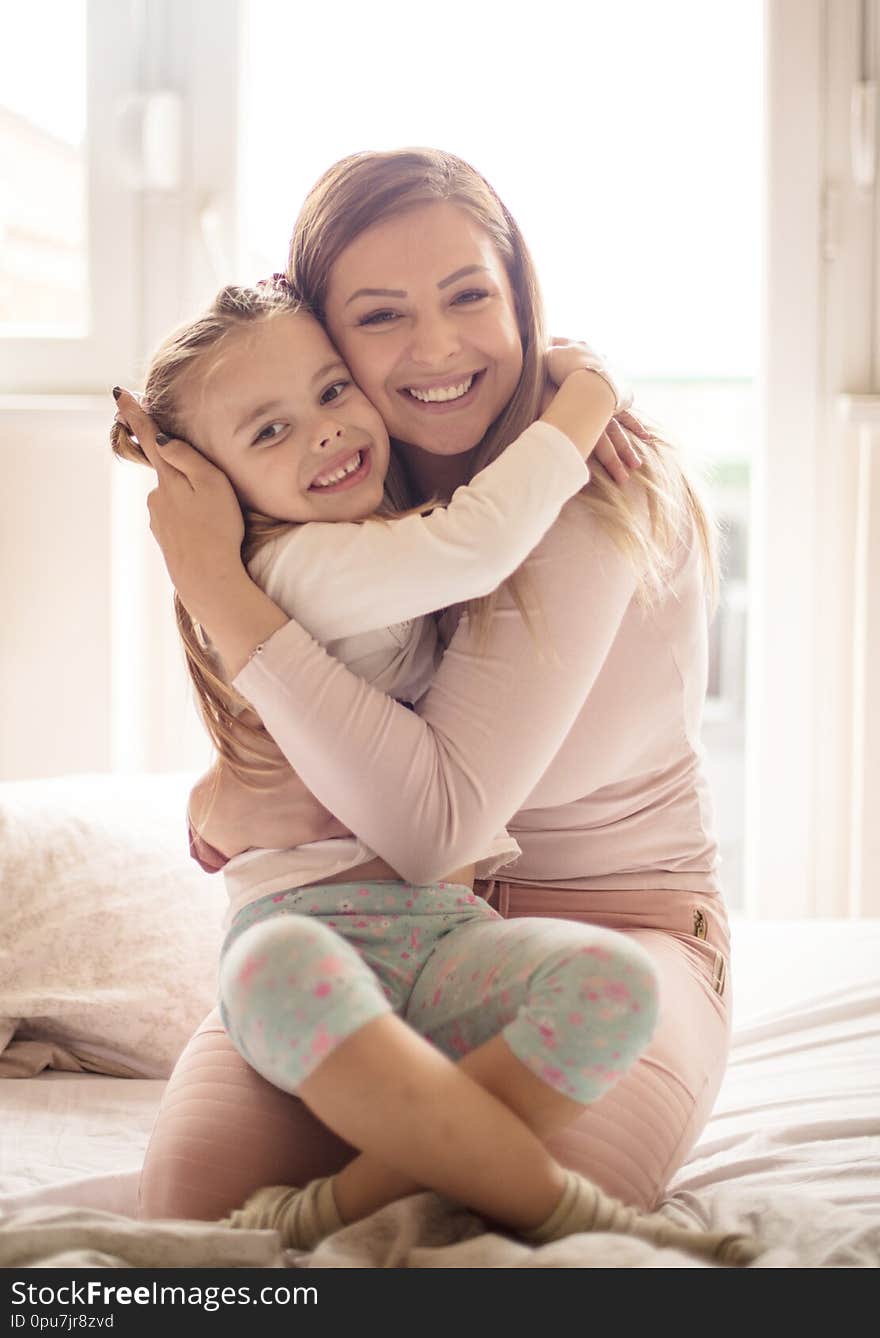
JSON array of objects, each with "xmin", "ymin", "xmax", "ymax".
[
  {"xmin": 114, "ymin": 389, "xmax": 246, "ymax": 624},
  {"xmin": 546, "ymin": 337, "xmax": 632, "ymax": 412},
  {"xmin": 542, "ymin": 340, "xmax": 641, "ymax": 486}
]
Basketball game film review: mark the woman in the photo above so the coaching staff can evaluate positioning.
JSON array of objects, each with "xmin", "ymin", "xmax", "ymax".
[{"xmin": 131, "ymin": 147, "xmax": 730, "ymax": 1225}]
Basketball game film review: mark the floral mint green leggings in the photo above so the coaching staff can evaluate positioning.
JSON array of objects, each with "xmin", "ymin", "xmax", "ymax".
[{"xmin": 218, "ymin": 880, "xmax": 660, "ymax": 1104}]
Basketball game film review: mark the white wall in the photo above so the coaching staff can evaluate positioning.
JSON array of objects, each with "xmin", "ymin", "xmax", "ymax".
[{"xmin": 0, "ymin": 397, "xmax": 210, "ymax": 779}]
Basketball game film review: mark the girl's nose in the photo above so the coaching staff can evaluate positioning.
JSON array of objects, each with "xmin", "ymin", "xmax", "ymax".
[{"xmin": 312, "ymin": 423, "xmax": 345, "ymax": 453}]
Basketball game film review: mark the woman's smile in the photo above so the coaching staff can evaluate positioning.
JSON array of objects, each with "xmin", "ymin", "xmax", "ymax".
[{"xmin": 398, "ymin": 368, "xmax": 487, "ymax": 413}]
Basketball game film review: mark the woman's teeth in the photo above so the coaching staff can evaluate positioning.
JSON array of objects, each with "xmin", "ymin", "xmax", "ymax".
[
  {"xmin": 312, "ymin": 450, "xmax": 363, "ymax": 489},
  {"xmin": 407, "ymin": 375, "xmax": 475, "ymax": 403}
]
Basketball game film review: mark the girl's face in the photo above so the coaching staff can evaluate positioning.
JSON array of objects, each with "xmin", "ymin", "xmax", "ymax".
[
  {"xmin": 323, "ymin": 201, "xmax": 524, "ymax": 457},
  {"xmin": 179, "ymin": 311, "xmax": 390, "ymax": 523}
]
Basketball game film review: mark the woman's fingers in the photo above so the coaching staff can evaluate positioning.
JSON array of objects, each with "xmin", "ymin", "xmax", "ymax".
[
  {"xmin": 114, "ymin": 388, "xmax": 207, "ymax": 484},
  {"xmin": 114, "ymin": 388, "xmax": 168, "ymax": 472}
]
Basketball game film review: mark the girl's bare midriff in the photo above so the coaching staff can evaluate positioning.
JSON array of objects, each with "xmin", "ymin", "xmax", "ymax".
[{"xmin": 316, "ymin": 857, "xmax": 476, "ymax": 890}]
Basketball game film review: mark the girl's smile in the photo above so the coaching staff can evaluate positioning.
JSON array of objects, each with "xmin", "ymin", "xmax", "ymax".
[{"xmin": 308, "ymin": 445, "xmax": 373, "ymax": 492}]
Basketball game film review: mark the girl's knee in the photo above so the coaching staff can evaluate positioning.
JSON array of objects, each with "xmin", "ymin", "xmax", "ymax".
[
  {"xmin": 217, "ymin": 915, "xmax": 390, "ymax": 1092},
  {"xmin": 537, "ymin": 929, "xmax": 660, "ymax": 1018},
  {"xmin": 505, "ymin": 931, "xmax": 661, "ymax": 1102},
  {"xmin": 219, "ymin": 916, "xmax": 355, "ymax": 1013}
]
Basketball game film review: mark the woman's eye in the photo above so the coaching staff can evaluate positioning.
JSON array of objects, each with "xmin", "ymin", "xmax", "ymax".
[
  {"xmin": 253, "ymin": 422, "xmax": 285, "ymax": 446},
  {"xmin": 454, "ymin": 289, "xmax": 489, "ymax": 305},
  {"xmin": 357, "ymin": 310, "xmax": 399, "ymax": 327},
  {"xmin": 320, "ymin": 379, "xmax": 350, "ymax": 404}
]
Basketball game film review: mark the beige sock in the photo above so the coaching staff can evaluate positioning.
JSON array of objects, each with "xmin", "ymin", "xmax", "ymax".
[
  {"xmin": 221, "ymin": 1176, "xmax": 343, "ymax": 1251},
  {"xmin": 521, "ymin": 1169, "xmax": 760, "ymax": 1266}
]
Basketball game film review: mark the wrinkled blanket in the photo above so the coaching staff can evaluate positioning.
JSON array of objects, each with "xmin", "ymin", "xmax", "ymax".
[{"xmin": 2, "ymin": 1187, "xmax": 878, "ymax": 1269}]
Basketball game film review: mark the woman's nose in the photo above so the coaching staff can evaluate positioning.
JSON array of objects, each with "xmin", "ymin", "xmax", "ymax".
[{"xmin": 409, "ymin": 313, "xmax": 462, "ymax": 365}]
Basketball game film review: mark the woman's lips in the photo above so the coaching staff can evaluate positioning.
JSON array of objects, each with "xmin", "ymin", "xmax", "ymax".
[
  {"xmin": 308, "ymin": 446, "xmax": 372, "ymax": 493},
  {"xmin": 398, "ymin": 369, "xmax": 486, "ymax": 414}
]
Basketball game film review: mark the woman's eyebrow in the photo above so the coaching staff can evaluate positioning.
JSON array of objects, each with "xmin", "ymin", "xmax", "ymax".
[
  {"xmin": 437, "ymin": 264, "xmax": 490, "ymax": 290},
  {"xmin": 344, "ymin": 286, "xmax": 405, "ymax": 306},
  {"xmin": 344, "ymin": 265, "xmax": 490, "ymax": 307}
]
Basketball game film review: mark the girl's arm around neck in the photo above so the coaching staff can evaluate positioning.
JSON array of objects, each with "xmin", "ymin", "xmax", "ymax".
[
  {"xmin": 540, "ymin": 370, "xmax": 616, "ymax": 458},
  {"xmin": 256, "ymin": 419, "xmax": 589, "ymax": 643},
  {"xmin": 254, "ymin": 370, "xmax": 617, "ymax": 646}
]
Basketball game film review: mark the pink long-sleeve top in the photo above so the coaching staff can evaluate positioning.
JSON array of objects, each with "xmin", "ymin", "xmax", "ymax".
[{"xmin": 231, "ymin": 484, "xmax": 722, "ymax": 897}]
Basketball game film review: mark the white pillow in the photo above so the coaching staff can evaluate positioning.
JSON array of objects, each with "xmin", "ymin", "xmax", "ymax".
[{"xmin": 0, "ymin": 772, "xmax": 228, "ymax": 1078}]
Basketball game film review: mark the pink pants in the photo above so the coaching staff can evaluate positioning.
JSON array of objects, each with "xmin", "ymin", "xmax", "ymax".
[{"xmin": 137, "ymin": 884, "xmax": 730, "ymax": 1220}]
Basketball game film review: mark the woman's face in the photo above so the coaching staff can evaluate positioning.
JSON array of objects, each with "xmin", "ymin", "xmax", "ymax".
[{"xmin": 323, "ymin": 201, "xmax": 524, "ymax": 456}]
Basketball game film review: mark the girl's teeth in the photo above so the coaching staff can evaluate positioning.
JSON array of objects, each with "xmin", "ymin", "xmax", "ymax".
[
  {"xmin": 407, "ymin": 375, "xmax": 475, "ymax": 403},
  {"xmin": 313, "ymin": 451, "xmax": 363, "ymax": 488}
]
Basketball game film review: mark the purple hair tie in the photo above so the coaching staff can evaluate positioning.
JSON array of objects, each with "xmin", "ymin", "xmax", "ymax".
[{"xmin": 257, "ymin": 272, "xmax": 295, "ymax": 295}]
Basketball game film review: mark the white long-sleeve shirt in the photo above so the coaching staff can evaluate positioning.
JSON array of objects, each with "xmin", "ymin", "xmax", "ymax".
[{"xmin": 220, "ymin": 419, "xmax": 590, "ymax": 925}]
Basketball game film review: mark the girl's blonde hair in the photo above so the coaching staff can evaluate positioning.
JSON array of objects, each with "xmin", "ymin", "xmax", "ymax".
[
  {"xmin": 289, "ymin": 147, "xmax": 719, "ymax": 642},
  {"xmin": 110, "ymin": 281, "xmax": 418, "ymax": 790}
]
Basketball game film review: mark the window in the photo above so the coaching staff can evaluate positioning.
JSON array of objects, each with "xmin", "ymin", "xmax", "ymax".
[
  {"xmin": 0, "ymin": 0, "xmax": 139, "ymax": 393},
  {"xmin": 0, "ymin": 2, "xmax": 87, "ymax": 333}
]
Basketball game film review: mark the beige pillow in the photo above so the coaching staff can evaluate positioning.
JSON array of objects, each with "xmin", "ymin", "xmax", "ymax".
[{"xmin": 0, "ymin": 772, "xmax": 228, "ymax": 1078}]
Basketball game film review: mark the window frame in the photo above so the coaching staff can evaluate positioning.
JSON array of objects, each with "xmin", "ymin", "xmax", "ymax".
[
  {"xmin": 745, "ymin": 0, "xmax": 878, "ymax": 916},
  {"xmin": 1, "ymin": 0, "xmax": 140, "ymax": 394}
]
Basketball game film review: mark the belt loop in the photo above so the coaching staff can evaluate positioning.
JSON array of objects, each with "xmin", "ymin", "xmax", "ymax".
[
  {"xmin": 482, "ymin": 878, "xmax": 497, "ymax": 907},
  {"xmin": 498, "ymin": 881, "xmax": 511, "ymax": 918}
]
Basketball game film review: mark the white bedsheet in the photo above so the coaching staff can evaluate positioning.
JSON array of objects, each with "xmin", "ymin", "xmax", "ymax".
[
  {"xmin": 669, "ymin": 917, "xmax": 880, "ymax": 1212},
  {"xmin": 2, "ymin": 917, "xmax": 879, "ymax": 1267}
]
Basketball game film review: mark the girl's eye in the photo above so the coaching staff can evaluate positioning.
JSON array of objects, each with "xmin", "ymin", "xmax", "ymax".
[
  {"xmin": 253, "ymin": 422, "xmax": 286, "ymax": 446},
  {"xmin": 356, "ymin": 309, "xmax": 399, "ymax": 327},
  {"xmin": 454, "ymin": 289, "xmax": 489, "ymax": 304},
  {"xmin": 320, "ymin": 379, "xmax": 350, "ymax": 404}
]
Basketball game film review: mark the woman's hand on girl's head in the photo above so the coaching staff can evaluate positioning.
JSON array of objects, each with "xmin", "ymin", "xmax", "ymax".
[{"xmin": 113, "ymin": 388, "xmax": 246, "ymax": 623}]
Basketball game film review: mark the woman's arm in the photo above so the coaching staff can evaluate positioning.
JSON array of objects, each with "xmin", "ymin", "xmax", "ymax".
[
  {"xmin": 227, "ymin": 502, "xmax": 641, "ymax": 885},
  {"xmin": 187, "ymin": 709, "xmax": 351, "ymax": 866}
]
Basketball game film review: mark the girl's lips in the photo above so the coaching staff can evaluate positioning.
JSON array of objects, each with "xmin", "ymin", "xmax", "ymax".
[
  {"xmin": 398, "ymin": 369, "xmax": 486, "ymax": 414},
  {"xmin": 308, "ymin": 446, "xmax": 373, "ymax": 494}
]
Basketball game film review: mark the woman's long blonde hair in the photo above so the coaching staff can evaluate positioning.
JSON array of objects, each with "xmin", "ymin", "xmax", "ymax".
[
  {"xmin": 289, "ymin": 147, "xmax": 719, "ymax": 641},
  {"xmin": 110, "ymin": 281, "xmax": 418, "ymax": 788}
]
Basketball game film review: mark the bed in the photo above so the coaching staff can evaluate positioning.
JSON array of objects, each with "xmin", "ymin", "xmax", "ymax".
[{"xmin": 1, "ymin": 774, "xmax": 878, "ymax": 1268}]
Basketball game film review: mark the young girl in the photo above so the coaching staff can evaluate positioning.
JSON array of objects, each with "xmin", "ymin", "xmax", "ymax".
[{"xmin": 113, "ymin": 280, "xmax": 757, "ymax": 1264}]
